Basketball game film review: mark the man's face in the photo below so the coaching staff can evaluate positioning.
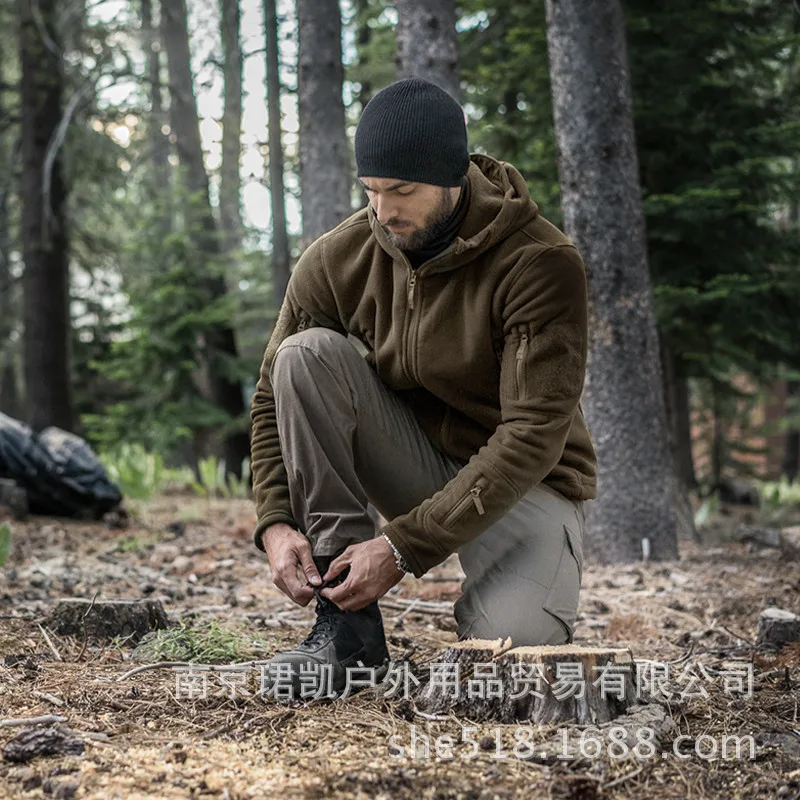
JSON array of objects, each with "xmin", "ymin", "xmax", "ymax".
[{"xmin": 359, "ymin": 177, "xmax": 461, "ymax": 251}]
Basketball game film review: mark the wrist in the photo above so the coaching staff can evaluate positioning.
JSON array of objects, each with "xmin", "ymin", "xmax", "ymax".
[{"xmin": 382, "ymin": 533, "xmax": 411, "ymax": 574}]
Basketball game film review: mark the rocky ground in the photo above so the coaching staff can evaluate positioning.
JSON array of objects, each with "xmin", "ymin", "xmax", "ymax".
[{"xmin": 0, "ymin": 495, "xmax": 799, "ymax": 799}]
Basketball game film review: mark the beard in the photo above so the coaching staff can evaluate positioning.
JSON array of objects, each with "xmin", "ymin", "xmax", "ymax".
[{"xmin": 381, "ymin": 188, "xmax": 456, "ymax": 251}]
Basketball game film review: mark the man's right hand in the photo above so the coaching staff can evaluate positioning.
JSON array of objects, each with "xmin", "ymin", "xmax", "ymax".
[{"xmin": 261, "ymin": 523, "xmax": 322, "ymax": 606}]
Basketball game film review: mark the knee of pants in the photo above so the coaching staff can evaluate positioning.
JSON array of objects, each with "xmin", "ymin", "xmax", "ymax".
[{"xmin": 270, "ymin": 327, "xmax": 352, "ymax": 385}]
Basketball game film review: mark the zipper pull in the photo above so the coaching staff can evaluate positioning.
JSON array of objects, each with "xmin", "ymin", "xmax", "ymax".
[
  {"xmin": 407, "ymin": 271, "xmax": 417, "ymax": 310},
  {"xmin": 470, "ymin": 487, "xmax": 485, "ymax": 515},
  {"xmin": 516, "ymin": 333, "xmax": 529, "ymax": 361}
]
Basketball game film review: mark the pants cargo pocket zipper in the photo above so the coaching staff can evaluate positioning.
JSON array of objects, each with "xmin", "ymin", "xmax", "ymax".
[{"xmin": 442, "ymin": 485, "xmax": 486, "ymax": 528}]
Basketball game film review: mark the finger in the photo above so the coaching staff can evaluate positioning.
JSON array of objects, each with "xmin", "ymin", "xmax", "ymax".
[
  {"xmin": 297, "ymin": 541, "xmax": 322, "ymax": 586},
  {"xmin": 276, "ymin": 559, "xmax": 315, "ymax": 606},
  {"xmin": 320, "ymin": 577, "xmax": 357, "ymax": 607},
  {"xmin": 323, "ymin": 549, "xmax": 353, "ymax": 582}
]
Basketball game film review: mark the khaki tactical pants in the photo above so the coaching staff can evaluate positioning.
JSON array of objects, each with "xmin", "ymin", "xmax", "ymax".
[{"xmin": 270, "ymin": 328, "xmax": 585, "ymax": 646}]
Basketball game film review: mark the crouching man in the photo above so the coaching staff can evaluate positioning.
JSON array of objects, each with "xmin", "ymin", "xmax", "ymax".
[{"xmin": 249, "ymin": 78, "xmax": 597, "ymax": 697}]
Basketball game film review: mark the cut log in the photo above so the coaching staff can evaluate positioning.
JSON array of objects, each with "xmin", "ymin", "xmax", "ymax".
[
  {"xmin": 0, "ymin": 479, "xmax": 28, "ymax": 520},
  {"xmin": 415, "ymin": 640, "xmax": 637, "ymax": 725},
  {"xmin": 45, "ymin": 598, "xmax": 170, "ymax": 644},
  {"xmin": 2, "ymin": 725, "xmax": 84, "ymax": 763},
  {"xmin": 757, "ymin": 607, "xmax": 800, "ymax": 649}
]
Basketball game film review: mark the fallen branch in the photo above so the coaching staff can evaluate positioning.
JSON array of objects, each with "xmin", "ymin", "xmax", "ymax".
[
  {"xmin": 0, "ymin": 714, "xmax": 67, "ymax": 728},
  {"xmin": 37, "ymin": 624, "xmax": 62, "ymax": 662},
  {"xmin": 117, "ymin": 659, "xmax": 273, "ymax": 683},
  {"xmin": 380, "ymin": 598, "xmax": 453, "ymax": 615}
]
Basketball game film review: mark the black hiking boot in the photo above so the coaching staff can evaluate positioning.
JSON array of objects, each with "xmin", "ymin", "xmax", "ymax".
[{"xmin": 261, "ymin": 555, "xmax": 390, "ymax": 701}]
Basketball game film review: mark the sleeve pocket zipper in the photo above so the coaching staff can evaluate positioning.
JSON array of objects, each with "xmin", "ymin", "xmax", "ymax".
[
  {"xmin": 442, "ymin": 485, "xmax": 486, "ymax": 528},
  {"xmin": 515, "ymin": 333, "xmax": 529, "ymax": 397}
]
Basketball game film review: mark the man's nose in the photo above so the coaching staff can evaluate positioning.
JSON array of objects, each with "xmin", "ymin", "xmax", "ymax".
[{"xmin": 373, "ymin": 195, "xmax": 395, "ymax": 224}]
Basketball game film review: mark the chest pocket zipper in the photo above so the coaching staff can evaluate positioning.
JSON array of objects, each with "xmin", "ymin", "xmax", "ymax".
[
  {"xmin": 515, "ymin": 333, "xmax": 529, "ymax": 397},
  {"xmin": 442, "ymin": 485, "xmax": 486, "ymax": 528}
]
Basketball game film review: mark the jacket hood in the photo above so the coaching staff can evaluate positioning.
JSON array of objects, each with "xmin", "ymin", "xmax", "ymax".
[{"xmin": 368, "ymin": 154, "xmax": 539, "ymax": 272}]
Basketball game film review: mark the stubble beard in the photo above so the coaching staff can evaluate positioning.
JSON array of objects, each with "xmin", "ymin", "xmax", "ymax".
[{"xmin": 382, "ymin": 188, "xmax": 456, "ymax": 251}]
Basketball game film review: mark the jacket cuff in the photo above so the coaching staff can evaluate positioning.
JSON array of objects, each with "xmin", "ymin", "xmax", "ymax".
[
  {"xmin": 253, "ymin": 512, "xmax": 300, "ymax": 552},
  {"xmin": 382, "ymin": 522, "xmax": 446, "ymax": 579}
]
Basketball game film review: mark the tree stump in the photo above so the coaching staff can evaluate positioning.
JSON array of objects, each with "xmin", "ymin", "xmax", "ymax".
[
  {"xmin": 757, "ymin": 607, "xmax": 800, "ymax": 649},
  {"xmin": 45, "ymin": 599, "xmax": 170, "ymax": 644},
  {"xmin": 0, "ymin": 479, "xmax": 28, "ymax": 520},
  {"xmin": 415, "ymin": 640, "xmax": 638, "ymax": 725}
]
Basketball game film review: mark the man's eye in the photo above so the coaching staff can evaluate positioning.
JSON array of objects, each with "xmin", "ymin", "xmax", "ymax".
[{"xmin": 397, "ymin": 189, "xmax": 413, "ymax": 196}]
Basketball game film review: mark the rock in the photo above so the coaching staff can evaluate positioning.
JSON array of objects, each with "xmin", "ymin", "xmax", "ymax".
[
  {"xmin": 780, "ymin": 527, "xmax": 800, "ymax": 561},
  {"xmin": 0, "ymin": 478, "xmax": 28, "ymax": 520},
  {"xmin": 757, "ymin": 607, "xmax": 800, "ymax": 649},
  {"xmin": 1, "ymin": 725, "xmax": 84, "ymax": 763},
  {"xmin": 46, "ymin": 598, "xmax": 170, "ymax": 644}
]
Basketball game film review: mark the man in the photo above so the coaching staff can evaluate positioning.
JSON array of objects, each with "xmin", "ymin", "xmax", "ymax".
[{"xmin": 250, "ymin": 78, "xmax": 597, "ymax": 697}]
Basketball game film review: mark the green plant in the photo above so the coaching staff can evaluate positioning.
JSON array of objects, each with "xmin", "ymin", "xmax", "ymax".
[
  {"xmin": 101, "ymin": 444, "xmax": 165, "ymax": 501},
  {"xmin": 760, "ymin": 477, "xmax": 800, "ymax": 509},
  {"xmin": 0, "ymin": 523, "xmax": 11, "ymax": 567},
  {"xmin": 132, "ymin": 618, "xmax": 268, "ymax": 664},
  {"xmin": 193, "ymin": 456, "xmax": 251, "ymax": 499}
]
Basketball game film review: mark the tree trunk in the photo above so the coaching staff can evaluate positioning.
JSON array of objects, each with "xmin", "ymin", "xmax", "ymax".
[
  {"xmin": 141, "ymin": 0, "xmax": 171, "ymax": 182},
  {"xmin": 355, "ymin": 0, "xmax": 373, "ymax": 109},
  {"xmin": 296, "ymin": 0, "xmax": 352, "ymax": 244},
  {"xmin": 0, "ymin": 182, "xmax": 19, "ymax": 418},
  {"xmin": 545, "ymin": 0, "xmax": 677, "ymax": 563},
  {"xmin": 19, "ymin": 0, "xmax": 74, "ymax": 433},
  {"xmin": 0, "ymin": 53, "xmax": 20, "ymax": 419},
  {"xmin": 660, "ymin": 343, "xmax": 697, "ymax": 489},
  {"xmin": 219, "ymin": 0, "xmax": 244, "ymax": 257},
  {"xmin": 264, "ymin": 0, "xmax": 291, "ymax": 306},
  {"xmin": 782, "ymin": 379, "xmax": 799, "ymax": 483},
  {"xmin": 161, "ymin": 0, "xmax": 250, "ymax": 476},
  {"xmin": 395, "ymin": 0, "xmax": 460, "ymax": 101}
]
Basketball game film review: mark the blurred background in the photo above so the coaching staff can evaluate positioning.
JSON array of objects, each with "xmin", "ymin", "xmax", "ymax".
[{"xmin": 0, "ymin": 0, "xmax": 799, "ymax": 528}]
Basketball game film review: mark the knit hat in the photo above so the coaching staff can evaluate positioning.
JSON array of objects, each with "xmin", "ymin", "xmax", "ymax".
[{"xmin": 355, "ymin": 78, "xmax": 469, "ymax": 188}]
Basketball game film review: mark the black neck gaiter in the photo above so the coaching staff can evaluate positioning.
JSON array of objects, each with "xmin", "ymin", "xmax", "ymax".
[{"xmin": 405, "ymin": 177, "xmax": 471, "ymax": 269}]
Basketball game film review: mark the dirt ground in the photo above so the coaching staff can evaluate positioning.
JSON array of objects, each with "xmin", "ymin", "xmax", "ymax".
[{"xmin": 0, "ymin": 495, "xmax": 799, "ymax": 800}]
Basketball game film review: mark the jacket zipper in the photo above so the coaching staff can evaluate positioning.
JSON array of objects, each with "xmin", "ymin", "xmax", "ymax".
[
  {"xmin": 407, "ymin": 271, "xmax": 417, "ymax": 310},
  {"xmin": 515, "ymin": 333, "xmax": 529, "ymax": 397},
  {"xmin": 442, "ymin": 484, "xmax": 486, "ymax": 528}
]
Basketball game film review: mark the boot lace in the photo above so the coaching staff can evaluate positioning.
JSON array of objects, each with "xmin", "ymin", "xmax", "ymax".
[{"xmin": 301, "ymin": 596, "xmax": 343, "ymax": 647}]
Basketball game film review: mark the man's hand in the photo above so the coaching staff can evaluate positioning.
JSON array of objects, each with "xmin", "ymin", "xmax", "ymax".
[
  {"xmin": 320, "ymin": 536, "xmax": 405, "ymax": 611},
  {"xmin": 261, "ymin": 523, "xmax": 321, "ymax": 606}
]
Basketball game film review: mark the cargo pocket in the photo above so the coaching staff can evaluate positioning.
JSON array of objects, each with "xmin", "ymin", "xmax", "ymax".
[{"xmin": 543, "ymin": 524, "xmax": 582, "ymax": 643}]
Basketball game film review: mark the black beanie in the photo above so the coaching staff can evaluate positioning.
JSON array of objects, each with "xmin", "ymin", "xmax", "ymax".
[{"xmin": 355, "ymin": 78, "xmax": 469, "ymax": 188}]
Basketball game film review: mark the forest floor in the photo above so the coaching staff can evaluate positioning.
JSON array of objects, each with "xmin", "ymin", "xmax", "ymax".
[{"xmin": 0, "ymin": 494, "xmax": 799, "ymax": 800}]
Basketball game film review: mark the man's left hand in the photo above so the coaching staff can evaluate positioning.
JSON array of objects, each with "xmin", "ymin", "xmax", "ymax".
[{"xmin": 320, "ymin": 536, "xmax": 405, "ymax": 610}]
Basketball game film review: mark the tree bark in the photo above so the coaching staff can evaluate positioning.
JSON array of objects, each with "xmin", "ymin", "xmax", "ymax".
[
  {"xmin": 161, "ymin": 0, "xmax": 250, "ymax": 476},
  {"xmin": 0, "ymin": 61, "xmax": 19, "ymax": 418},
  {"xmin": 395, "ymin": 0, "xmax": 460, "ymax": 101},
  {"xmin": 19, "ymin": 0, "xmax": 74, "ymax": 433},
  {"xmin": 545, "ymin": 0, "xmax": 677, "ymax": 562},
  {"xmin": 296, "ymin": 0, "xmax": 352, "ymax": 244},
  {"xmin": 264, "ymin": 0, "xmax": 291, "ymax": 306},
  {"xmin": 219, "ymin": 0, "xmax": 244, "ymax": 257}
]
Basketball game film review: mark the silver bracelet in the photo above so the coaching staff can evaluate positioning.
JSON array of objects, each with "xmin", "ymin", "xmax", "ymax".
[{"xmin": 383, "ymin": 533, "xmax": 411, "ymax": 573}]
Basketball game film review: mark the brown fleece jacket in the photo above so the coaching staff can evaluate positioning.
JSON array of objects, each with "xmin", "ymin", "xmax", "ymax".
[{"xmin": 250, "ymin": 154, "xmax": 597, "ymax": 577}]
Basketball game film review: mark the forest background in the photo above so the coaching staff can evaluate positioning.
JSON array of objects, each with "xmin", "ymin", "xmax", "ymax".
[{"xmin": 1, "ymin": 0, "xmax": 799, "ymax": 559}]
